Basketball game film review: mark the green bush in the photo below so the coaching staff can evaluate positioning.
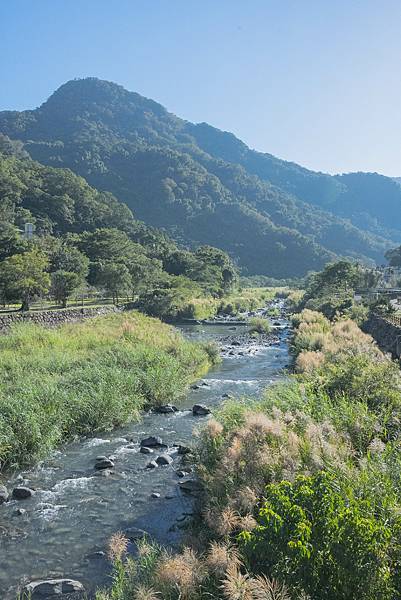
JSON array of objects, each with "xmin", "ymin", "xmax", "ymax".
[
  {"xmin": 240, "ymin": 471, "xmax": 397, "ymax": 600},
  {"xmin": 248, "ymin": 317, "xmax": 271, "ymax": 334}
]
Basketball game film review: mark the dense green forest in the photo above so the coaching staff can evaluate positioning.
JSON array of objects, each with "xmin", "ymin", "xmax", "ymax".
[
  {"xmin": 0, "ymin": 140, "xmax": 238, "ymax": 315},
  {"xmin": 0, "ymin": 78, "xmax": 397, "ymax": 277}
]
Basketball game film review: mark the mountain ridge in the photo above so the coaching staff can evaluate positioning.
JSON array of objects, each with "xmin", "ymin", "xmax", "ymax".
[{"xmin": 0, "ymin": 77, "xmax": 398, "ymax": 276}]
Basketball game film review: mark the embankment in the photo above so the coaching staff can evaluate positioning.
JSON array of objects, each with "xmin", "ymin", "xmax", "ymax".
[
  {"xmin": 363, "ymin": 313, "xmax": 401, "ymax": 358},
  {"xmin": 0, "ymin": 305, "xmax": 121, "ymax": 333}
]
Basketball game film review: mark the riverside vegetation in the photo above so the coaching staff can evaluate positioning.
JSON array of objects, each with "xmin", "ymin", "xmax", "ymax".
[
  {"xmin": 97, "ymin": 263, "xmax": 401, "ymax": 600},
  {"xmin": 0, "ymin": 310, "xmax": 218, "ymax": 471}
]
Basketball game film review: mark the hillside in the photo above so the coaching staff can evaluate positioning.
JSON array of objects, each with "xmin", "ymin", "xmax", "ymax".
[
  {"xmin": 0, "ymin": 78, "xmax": 398, "ymax": 276},
  {"xmin": 0, "ymin": 141, "xmax": 239, "ymax": 315}
]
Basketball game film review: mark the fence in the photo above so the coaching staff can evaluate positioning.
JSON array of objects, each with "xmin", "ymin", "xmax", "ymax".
[{"xmin": 384, "ymin": 314, "xmax": 401, "ymax": 327}]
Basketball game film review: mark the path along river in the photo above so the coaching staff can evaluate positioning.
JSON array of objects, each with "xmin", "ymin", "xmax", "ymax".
[{"xmin": 0, "ymin": 301, "xmax": 290, "ymax": 598}]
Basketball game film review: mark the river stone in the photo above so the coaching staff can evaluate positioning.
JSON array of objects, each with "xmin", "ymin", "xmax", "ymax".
[
  {"xmin": 176, "ymin": 470, "xmax": 189, "ymax": 478},
  {"xmin": 151, "ymin": 492, "xmax": 160, "ymax": 498},
  {"xmin": 94, "ymin": 457, "xmax": 114, "ymax": 470},
  {"xmin": 178, "ymin": 479, "xmax": 203, "ymax": 494},
  {"xmin": 14, "ymin": 507, "xmax": 26, "ymax": 516},
  {"xmin": 192, "ymin": 404, "xmax": 211, "ymax": 416},
  {"xmin": 140, "ymin": 436, "xmax": 166, "ymax": 448},
  {"xmin": 156, "ymin": 454, "xmax": 173, "ymax": 466},
  {"xmin": 0, "ymin": 485, "xmax": 9, "ymax": 504},
  {"xmin": 12, "ymin": 486, "xmax": 35, "ymax": 500},
  {"xmin": 190, "ymin": 384, "xmax": 200, "ymax": 390},
  {"xmin": 24, "ymin": 578, "xmax": 84, "ymax": 597},
  {"xmin": 177, "ymin": 444, "xmax": 192, "ymax": 455},
  {"xmin": 146, "ymin": 460, "xmax": 158, "ymax": 469},
  {"xmin": 140, "ymin": 446, "xmax": 153, "ymax": 454},
  {"xmin": 155, "ymin": 404, "xmax": 178, "ymax": 414}
]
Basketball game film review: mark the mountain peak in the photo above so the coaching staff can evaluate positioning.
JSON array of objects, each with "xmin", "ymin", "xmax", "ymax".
[{"xmin": 40, "ymin": 77, "xmax": 169, "ymax": 121}]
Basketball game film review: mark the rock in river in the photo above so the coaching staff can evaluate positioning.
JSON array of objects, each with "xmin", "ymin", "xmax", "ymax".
[
  {"xmin": 140, "ymin": 446, "xmax": 154, "ymax": 454},
  {"xmin": 155, "ymin": 404, "xmax": 178, "ymax": 414},
  {"xmin": 140, "ymin": 436, "xmax": 166, "ymax": 448},
  {"xmin": 24, "ymin": 578, "xmax": 84, "ymax": 597},
  {"xmin": 12, "ymin": 486, "xmax": 35, "ymax": 500},
  {"xmin": 94, "ymin": 456, "xmax": 115, "ymax": 470},
  {"xmin": 178, "ymin": 479, "xmax": 203, "ymax": 494},
  {"xmin": 156, "ymin": 454, "xmax": 173, "ymax": 466},
  {"xmin": 0, "ymin": 485, "xmax": 9, "ymax": 504},
  {"xmin": 146, "ymin": 460, "xmax": 158, "ymax": 469},
  {"xmin": 192, "ymin": 404, "xmax": 211, "ymax": 416}
]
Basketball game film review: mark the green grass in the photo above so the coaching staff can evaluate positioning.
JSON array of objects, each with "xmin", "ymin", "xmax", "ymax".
[
  {"xmin": 248, "ymin": 316, "xmax": 271, "ymax": 334},
  {"xmin": 0, "ymin": 310, "xmax": 217, "ymax": 470}
]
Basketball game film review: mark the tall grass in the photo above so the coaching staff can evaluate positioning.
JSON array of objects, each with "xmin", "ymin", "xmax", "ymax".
[
  {"xmin": 183, "ymin": 288, "xmax": 279, "ymax": 320},
  {"xmin": 0, "ymin": 311, "xmax": 216, "ymax": 470}
]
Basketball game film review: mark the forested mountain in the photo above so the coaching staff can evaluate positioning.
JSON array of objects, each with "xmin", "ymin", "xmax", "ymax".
[
  {"xmin": 0, "ymin": 77, "xmax": 398, "ymax": 276},
  {"xmin": 0, "ymin": 142, "xmax": 239, "ymax": 312}
]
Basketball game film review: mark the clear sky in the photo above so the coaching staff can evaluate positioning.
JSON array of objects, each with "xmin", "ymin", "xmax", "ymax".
[{"xmin": 1, "ymin": 0, "xmax": 401, "ymax": 176}]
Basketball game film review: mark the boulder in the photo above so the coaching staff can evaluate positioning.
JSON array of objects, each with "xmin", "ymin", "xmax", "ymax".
[
  {"xmin": 190, "ymin": 384, "xmax": 200, "ymax": 390},
  {"xmin": 146, "ymin": 460, "xmax": 158, "ymax": 469},
  {"xmin": 12, "ymin": 486, "xmax": 35, "ymax": 500},
  {"xmin": 178, "ymin": 479, "xmax": 203, "ymax": 494},
  {"xmin": 176, "ymin": 470, "xmax": 189, "ymax": 478},
  {"xmin": 140, "ymin": 436, "xmax": 166, "ymax": 448},
  {"xmin": 140, "ymin": 446, "xmax": 153, "ymax": 454},
  {"xmin": 156, "ymin": 454, "xmax": 173, "ymax": 466},
  {"xmin": 192, "ymin": 404, "xmax": 211, "ymax": 416},
  {"xmin": 155, "ymin": 404, "xmax": 178, "ymax": 414},
  {"xmin": 24, "ymin": 578, "xmax": 84, "ymax": 597},
  {"xmin": 94, "ymin": 457, "xmax": 114, "ymax": 470},
  {"xmin": 0, "ymin": 485, "xmax": 9, "ymax": 504}
]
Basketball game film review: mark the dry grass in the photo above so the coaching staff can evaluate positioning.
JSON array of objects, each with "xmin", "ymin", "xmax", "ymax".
[{"xmin": 107, "ymin": 532, "xmax": 128, "ymax": 562}]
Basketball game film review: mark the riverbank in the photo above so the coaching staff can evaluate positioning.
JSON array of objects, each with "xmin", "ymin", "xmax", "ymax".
[
  {"xmin": 99, "ymin": 306, "xmax": 401, "ymax": 599},
  {"xmin": 0, "ymin": 300, "xmax": 290, "ymax": 599},
  {"xmin": 0, "ymin": 310, "xmax": 217, "ymax": 471}
]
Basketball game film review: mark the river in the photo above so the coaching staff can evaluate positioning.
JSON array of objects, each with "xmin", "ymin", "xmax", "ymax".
[{"xmin": 0, "ymin": 301, "xmax": 290, "ymax": 598}]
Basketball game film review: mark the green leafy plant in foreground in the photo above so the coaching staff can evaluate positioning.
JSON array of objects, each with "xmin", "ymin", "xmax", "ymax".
[{"xmin": 239, "ymin": 471, "xmax": 397, "ymax": 600}]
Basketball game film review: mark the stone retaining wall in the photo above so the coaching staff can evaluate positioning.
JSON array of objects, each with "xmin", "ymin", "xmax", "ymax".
[
  {"xmin": 0, "ymin": 305, "xmax": 122, "ymax": 333},
  {"xmin": 363, "ymin": 314, "xmax": 401, "ymax": 359}
]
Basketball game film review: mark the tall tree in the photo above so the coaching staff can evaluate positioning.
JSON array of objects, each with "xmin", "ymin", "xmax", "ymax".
[{"xmin": 0, "ymin": 249, "xmax": 50, "ymax": 310}]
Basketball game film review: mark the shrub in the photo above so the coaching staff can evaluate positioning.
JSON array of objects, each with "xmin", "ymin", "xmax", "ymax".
[
  {"xmin": 248, "ymin": 317, "xmax": 271, "ymax": 334},
  {"xmin": 239, "ymin": 471, "xmax": 396, "ymax": 600}
]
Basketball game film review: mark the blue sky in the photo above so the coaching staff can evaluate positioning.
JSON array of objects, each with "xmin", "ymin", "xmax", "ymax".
[{"xmin": 1, "ymin": 0, "xmax": 401, "ymax": 176}]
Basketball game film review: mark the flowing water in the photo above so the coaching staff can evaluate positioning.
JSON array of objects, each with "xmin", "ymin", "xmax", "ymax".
[{"xmin": 0, "ymin": 302, "xmax": 290, "ymax": 598}]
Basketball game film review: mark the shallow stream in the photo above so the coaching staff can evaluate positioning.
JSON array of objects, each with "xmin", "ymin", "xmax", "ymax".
[{"xmin": 0, "ymin": 302, "xmax": 290, "ymax": 598}]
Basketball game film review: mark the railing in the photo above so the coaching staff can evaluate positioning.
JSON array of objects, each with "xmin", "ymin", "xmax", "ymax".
[{"xmin": 383, "ymin": 314, "xmax": 401, "ymax": 327}]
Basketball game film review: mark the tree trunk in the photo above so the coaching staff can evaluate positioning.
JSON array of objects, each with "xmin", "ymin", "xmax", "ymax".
[
  {"xmin": 21, "ymin": 298, "xmax": 30, "ymax": 311},
  {"xmin": 62, "ymin": 297, "xmax": 67, "ymax": 309}
]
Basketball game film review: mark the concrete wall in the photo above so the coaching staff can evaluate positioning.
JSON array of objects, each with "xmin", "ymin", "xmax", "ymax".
[
  {"xmin": 0, "ymin": 305, "xmax": 122, "ymax": 333},
  {"xmin": 363, "ymin": 314, "xmax": 401, "ymax": 359}
]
